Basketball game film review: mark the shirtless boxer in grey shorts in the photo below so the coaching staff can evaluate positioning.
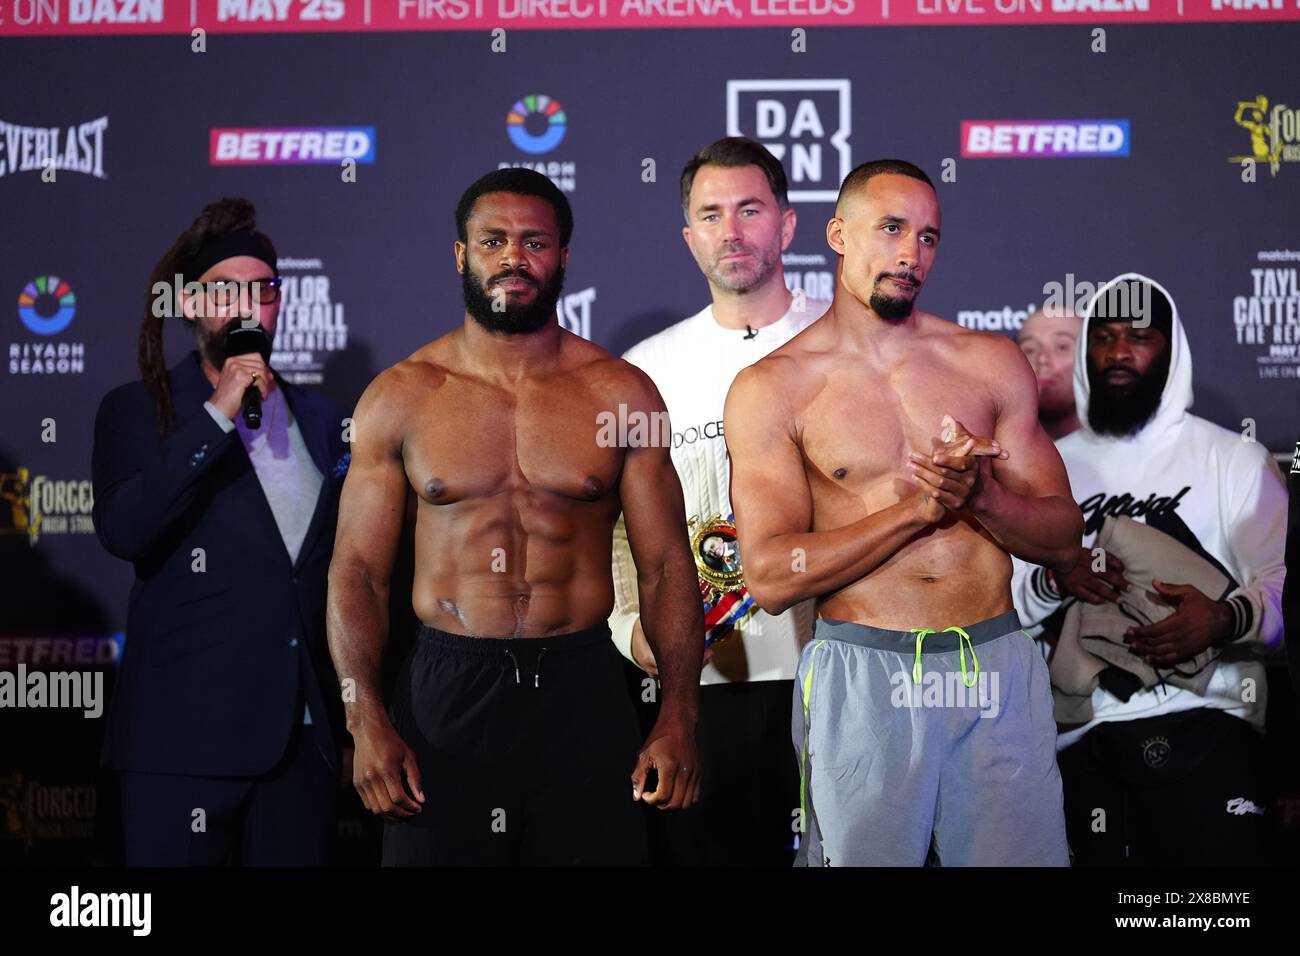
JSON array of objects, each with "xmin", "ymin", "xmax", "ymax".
[{"xmin": 725, "ymin": 160, "xmax": 1083, "ymax": 866}]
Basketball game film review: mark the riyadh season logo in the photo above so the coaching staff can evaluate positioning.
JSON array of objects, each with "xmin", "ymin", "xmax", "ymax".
[
  {"xmin": 10, "ymin": 275, "xmax": 86, "ymax": 377},
  {"xmin": 500, "ymin": 94, "xmax": 575, "ymax": 192}
]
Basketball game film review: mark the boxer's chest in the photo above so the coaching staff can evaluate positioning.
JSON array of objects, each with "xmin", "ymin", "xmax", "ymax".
[
  {"xmin": 404, "ymin": 377, "xmax": 626, "ymax": 506},
  {"xmin": 798, "ymin": 362, "xmax": 997, "ymax": 492}
]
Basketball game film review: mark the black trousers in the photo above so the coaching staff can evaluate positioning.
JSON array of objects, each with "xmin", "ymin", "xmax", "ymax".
[
  {"xmin": 643, "ymin": 679, "xmax": 800, "ymax": 867},
  {"xmin": 382, "ymin": 622, "xmax": 648, "ymax": 866},
  {"xmin": 119, "ymin": 718, "xmax": 337, "ymax": 866},
  {"xmin": 1059, "ymin": 707, "xmax": 1272, "ymax": 865}
]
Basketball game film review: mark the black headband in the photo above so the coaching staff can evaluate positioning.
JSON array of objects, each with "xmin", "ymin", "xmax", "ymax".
[{"xmin": 182, "ymin": 229, "xmax": 277, "ymax": 282}]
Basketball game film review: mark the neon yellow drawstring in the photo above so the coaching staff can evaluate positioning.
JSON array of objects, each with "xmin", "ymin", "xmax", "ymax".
[
  {"xmin": 945, "ymin": 626, "xmax": 979, "ymax": 689},
  {"xmin": 909, "ymin": 628, "xmax": 935, "ymax": 683},
  {"xmin": 910, "ymin": 625, "xmax": 980, "ymax": 688}
]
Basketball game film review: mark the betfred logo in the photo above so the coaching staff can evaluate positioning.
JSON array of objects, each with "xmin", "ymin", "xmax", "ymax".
[
  {"xmin": 210, "ymin": 127, "xmax": 375, "ymax": 165},
  {"xmin": 961, "ymin": 120, "xmax": 1129, "ymax": 158}
]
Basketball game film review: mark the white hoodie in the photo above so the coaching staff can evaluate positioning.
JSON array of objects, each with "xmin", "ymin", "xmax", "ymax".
[{"xmin": 1011, "ymin": 273, "xmax": 1287, "ymax": 749}]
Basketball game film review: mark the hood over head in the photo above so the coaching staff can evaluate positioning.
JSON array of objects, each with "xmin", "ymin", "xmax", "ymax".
[{"xmin": 1073, "ymin": 271, "xmax": 1192, "ymax": 438}]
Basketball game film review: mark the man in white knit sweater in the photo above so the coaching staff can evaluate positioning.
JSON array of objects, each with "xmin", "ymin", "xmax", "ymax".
[{"xmin": 610, "ymin": 138, "xmax": 828, "ymax": 865}]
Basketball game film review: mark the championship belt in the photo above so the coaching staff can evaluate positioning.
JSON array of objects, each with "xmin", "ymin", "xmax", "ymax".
[{"xmin": 688, "ymin": 513, "xmax": 754, "ymax": 648}]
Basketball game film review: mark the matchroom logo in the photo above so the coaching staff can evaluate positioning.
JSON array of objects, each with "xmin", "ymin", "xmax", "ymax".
[
  {"xmin": 210, "ymin": 127, "xmax": 376, "ymax": 165},
  {"xmin": 726, "ymin": 79, "xmax": 851, "ymax": 203},
  {"xmin": 961, "ymin": 120, "xmax": 1130, "ymax": 158}
]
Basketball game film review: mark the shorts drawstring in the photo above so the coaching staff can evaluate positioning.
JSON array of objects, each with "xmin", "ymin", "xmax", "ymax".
[
  {"xmin": 910, "ymin": 628, "xmax": 935, "ymax": 684},
  {"xmin": 502, "ymin": 646, "xmax": 549, "ymax": 688},
  {"xmin": 909, "ymin": 625, "xmax": 980, "ymax": 689},
  {"xmin": 950, "ymin": 626, "xmax": 979, "ymax": 689}
]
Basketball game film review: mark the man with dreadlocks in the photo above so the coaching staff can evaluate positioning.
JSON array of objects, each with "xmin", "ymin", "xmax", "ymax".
[{"xmin": 91, "ymin": 198, "xmax": 350, "ymax": 865}]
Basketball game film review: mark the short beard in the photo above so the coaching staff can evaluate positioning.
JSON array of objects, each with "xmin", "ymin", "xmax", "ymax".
[
  {"xmin": 868, "ymin": 272, "xmax": 920, "ymax": 320},
  {"xmin": 193, "ymin": 315, "xmax": 247, "ymax": 370},
  {"xmin": 462, "ymin": 264, "xmax": 565, "ymax": 335},
  {"xmin": 706, "ymin": 241, "xmax": 781, "ymax": 294},
  {"xmin": 869, "ymin": 289, "xmax": 914, "ymax": 320},
  {"xmin": 1087, "ymin": 348, "xmax": 1170, "ymax": 437}
]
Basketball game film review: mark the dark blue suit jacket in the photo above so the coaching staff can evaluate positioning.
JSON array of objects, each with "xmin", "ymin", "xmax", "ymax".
[{"xmin": 92, "ymin": 350, "xmax": 348, "ymax": 777}]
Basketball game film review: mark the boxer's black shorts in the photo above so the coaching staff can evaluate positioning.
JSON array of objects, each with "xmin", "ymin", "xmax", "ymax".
[{"xmin": 382, "ymin": 621, "xmax": 648, "ymax": 866}]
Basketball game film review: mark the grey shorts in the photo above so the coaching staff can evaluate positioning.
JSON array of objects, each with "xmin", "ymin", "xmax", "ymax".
[{"xmin": 793, "ymin": 610, "xmax": 1068, "ymax": 866}]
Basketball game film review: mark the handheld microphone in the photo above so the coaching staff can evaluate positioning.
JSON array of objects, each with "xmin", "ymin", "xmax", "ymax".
[
  {"xmin": 743, "ymin": 325, "xmax": 757, "ymax": 340},
  {"xmin": 222, "ymin": 324, "xmax": 272, "ymax": 430}
]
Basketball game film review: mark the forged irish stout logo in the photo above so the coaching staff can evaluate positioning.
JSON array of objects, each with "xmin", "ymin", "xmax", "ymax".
[
  {"xmin": 1, "ymin": 773, "xmax": 98, "ymax": 847},
  {"xmin": 0, "ymin": 467, "xmax": 95, "ymax": 544},
  {"xmin": 1229, "ymin": 94, "xmax": 1300, "ymax": 177}
]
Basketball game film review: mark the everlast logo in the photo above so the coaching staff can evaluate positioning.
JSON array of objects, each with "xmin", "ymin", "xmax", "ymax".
[
  {"xmin": 1079, "ymin": 486, "xmax": 1191, "ymax": 535},
  {"xmin": 0, "ymin": 118, "xmax": 108, "ymax": 179}
]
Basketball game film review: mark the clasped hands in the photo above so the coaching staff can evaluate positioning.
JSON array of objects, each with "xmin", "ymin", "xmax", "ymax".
[{"xmin": 906, "ymin": 414, "xmax": 1009, "ymax": 521}]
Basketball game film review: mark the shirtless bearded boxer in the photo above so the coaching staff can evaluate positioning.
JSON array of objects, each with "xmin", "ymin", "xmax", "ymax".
[
  {"xmin": 724, "ymin": 160, "xmax": 1083, "ymax": 866},
  {"xmin": 327, "ymin": 168, "xmax": 703, "ymax": 866}
]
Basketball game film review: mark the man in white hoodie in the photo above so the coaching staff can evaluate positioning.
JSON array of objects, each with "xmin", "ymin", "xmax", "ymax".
[
  {"xmin": 610, "ymin": 137, "xmax": 829, "ymax": 865},
  {"xmin": 1012, "ymin": 273, "xmax": 1286, "ymax": 864}
]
